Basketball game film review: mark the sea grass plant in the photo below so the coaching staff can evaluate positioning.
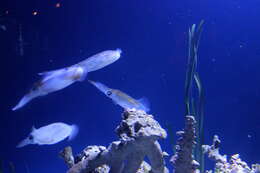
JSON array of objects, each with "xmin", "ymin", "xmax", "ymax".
[{"xmin": 184, "ymin": 20, "xmax": 205, "ymax": 173}]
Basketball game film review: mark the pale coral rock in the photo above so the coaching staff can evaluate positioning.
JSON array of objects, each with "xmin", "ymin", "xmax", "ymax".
[
  {"xmin": 203, "ymin": 136, "xmax": 259, "ymax": 173},
  {"xmin": 170, "ymin": 115, "xmax": 199, "ymax": 173},
  {"xmin": 61, "ymin": 109, "xmax": 168, "ymax": 173},
  {"xmin": 251, "ymin": 164, "xmax": 260, "ymax": 173},
  {"xmin": 202, "ymin": 135, "xmax": 227, "ymax": 164}
]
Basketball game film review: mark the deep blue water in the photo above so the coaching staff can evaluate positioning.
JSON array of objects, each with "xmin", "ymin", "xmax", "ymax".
[{"xmin": 0, "ymin": 0, "xmax": 260, "ymax": 172}]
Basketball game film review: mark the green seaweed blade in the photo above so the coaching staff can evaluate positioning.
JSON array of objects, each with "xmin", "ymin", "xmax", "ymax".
[{"xmin": 184, "ymin": 20, "xmax": 205, "ymax": 173}]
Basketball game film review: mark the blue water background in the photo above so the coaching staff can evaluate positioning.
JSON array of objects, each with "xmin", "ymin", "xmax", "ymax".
[{"xmin": 0, "ymin": 0, "xmax": 260, "ymax": 172}]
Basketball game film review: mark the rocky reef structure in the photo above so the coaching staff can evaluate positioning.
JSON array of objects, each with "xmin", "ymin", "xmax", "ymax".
[
  {"xmin": 59, "ymin": 109, "xmax": 260, "ymax": 173},
  {"xmin": 203, "ymin": 135, "xmax": 260, "ymax": 173},
  {"xmin": 60, "ymin": 109, "xmax": 168, "ymax": 173},
  {"xmin": 170, "ymin": 116, "xmax": 199, "ymax": 173}
]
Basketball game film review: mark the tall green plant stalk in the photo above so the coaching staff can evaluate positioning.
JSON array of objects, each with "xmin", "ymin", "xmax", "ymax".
[
  {"xmin": 194, "ymin": 72, "xmax": 205, "ymax": 173},
  {"xmin": 184, "ymin": 20, "xmax": 205, "ymax": 173}
]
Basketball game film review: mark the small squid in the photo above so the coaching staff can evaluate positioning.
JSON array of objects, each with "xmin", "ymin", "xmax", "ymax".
[
  {"xmin": 16, "ymin": 122, "xmax": 78, "ymax": 148},
  {"xmin": 89, "ymin": 80, "xmax": 150, "ymax": 113}
]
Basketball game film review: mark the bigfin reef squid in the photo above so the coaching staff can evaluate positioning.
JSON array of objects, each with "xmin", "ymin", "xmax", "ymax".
[
  {"xmin": 12, "ymin": 49, "xmax": 122, "ymax": 111},
  {"xmin": 89, "ymin": 80, "xmax": 150, "ymax": 113}
]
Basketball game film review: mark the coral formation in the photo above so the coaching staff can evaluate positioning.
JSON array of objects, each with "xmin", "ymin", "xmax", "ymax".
[
  {"xmin": 202, "ymin": 135, "xmax": 227, "ymax": 165},
  {"xmin": 60, "ymin": 111, "xmax": 260, "ymax": 173},
  {"xmin": 203, "ymin": 135, "xmax": 260, "ymax": 173},
  {"xmin": 60, "ymin": 146, "xmax": 75, "ymax": 168},
  {"xmin": 170, "ymin": 115, "xmax": 199, "ymax": 173},
  {"xmin": 60, "ymin": 109, "xmax": 168, "ymax": 173}
]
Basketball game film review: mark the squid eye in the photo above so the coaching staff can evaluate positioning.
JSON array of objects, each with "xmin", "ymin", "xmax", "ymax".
[
  {"xmin": 31, "ymin": 85, "xmax": 38, "ymax": 91},
  {"xmin": 31, "ymin": 81, "xmax": 42, "ymax": 91},
  {"xmin": 107, "ymin": 91, "xmax": 112, "ymax": 96},
  {"xmin": 28, "ymin": 135, "xmax": 33, "ymax": 140}
]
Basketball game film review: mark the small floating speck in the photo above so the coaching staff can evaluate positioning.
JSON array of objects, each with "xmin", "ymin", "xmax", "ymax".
[
  {"xmin": 56, "ymin": 3, "xmax": 61, "ymax": 8},
  {"xmin": 32, "ymin": 11, "xmax": 38, "ymax": 16}
]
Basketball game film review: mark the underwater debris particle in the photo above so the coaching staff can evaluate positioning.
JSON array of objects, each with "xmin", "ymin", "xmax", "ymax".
[
  {"xmin": 17, "ymin": 24, "xmax": 25, "ymax": 56},
  {"xmin": 0, "ymin": 25, "xmax": 6, "ymax": 31},
  {"xmin": 32, "ymin": 11, "xmax": 38, "ymax": 16},
  {"xmin": 56, "ymin": 3, "xmax": 61, "ymax": 8}
]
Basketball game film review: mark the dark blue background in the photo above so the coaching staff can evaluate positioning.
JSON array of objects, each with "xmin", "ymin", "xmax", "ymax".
[{"xmin": 0, "ymin": 0, "xmax": 259, "ymax": 172}]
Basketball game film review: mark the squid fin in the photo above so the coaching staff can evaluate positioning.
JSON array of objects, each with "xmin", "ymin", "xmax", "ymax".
[
  {"xmin": 68, "ymin": 124, "xmax": 79, "ymax": 141},
  {"xmin": 138, "ymin": 97, "xmax": 150, "ymax": 112}
]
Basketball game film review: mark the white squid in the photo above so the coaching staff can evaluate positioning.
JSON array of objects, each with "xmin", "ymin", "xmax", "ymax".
[
  {"xmin": 16, "ymin": 122, "xmax": 78, "ymax": 148},
  {"xmin": 12, "ymin": 49, "xmax": 122, "ymax": 111},
  {"xmin": 89, "ymin": 80, "xmax": 150, "ymax": 112}
]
